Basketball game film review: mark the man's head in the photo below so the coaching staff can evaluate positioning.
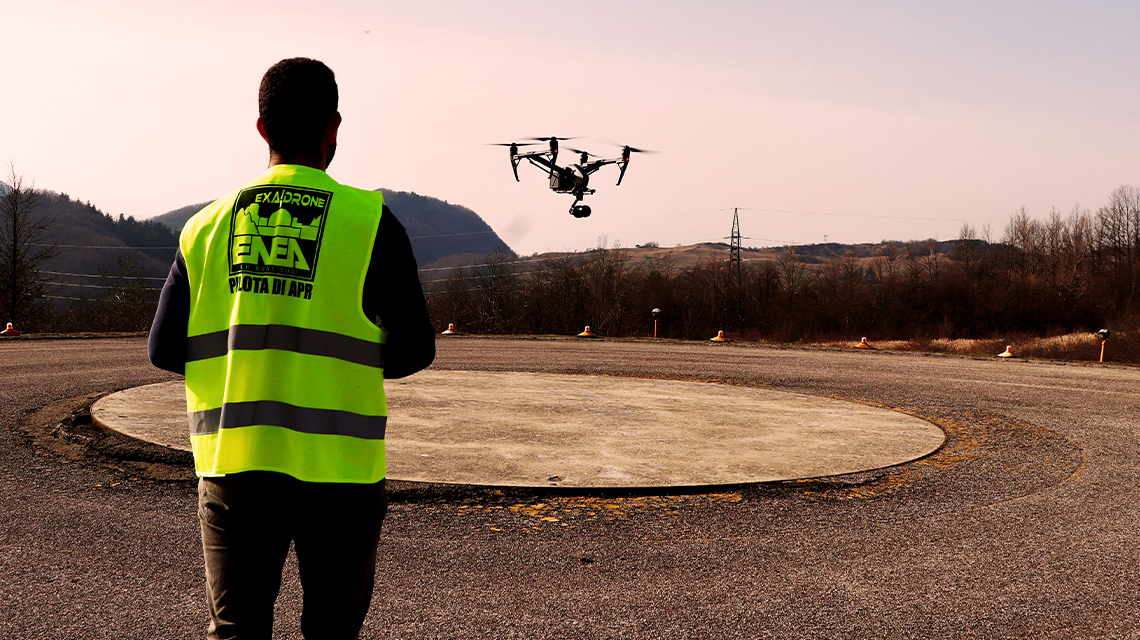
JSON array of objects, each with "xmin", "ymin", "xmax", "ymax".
[{"xmin": 257, "ymin": 58, "xmax": 340, "ymax": 168}]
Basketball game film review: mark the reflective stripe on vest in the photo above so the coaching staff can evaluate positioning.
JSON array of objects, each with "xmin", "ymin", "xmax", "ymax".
[
  {"xmin": 186, "ymin": 324, "xmax": 385, "ymax": 368},
  {"xmin": 189, "ymin": 401, "xmax": 386, "ymax": 439},
  {"xmin": 180, "ymin": 165, "xmax": 387, "ymax": 483}
]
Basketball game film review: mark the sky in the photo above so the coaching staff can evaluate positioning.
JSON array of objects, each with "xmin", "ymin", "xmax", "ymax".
[{"xmin": 4, "ymin": 1, "xmax": 1140, "ymax": 255}]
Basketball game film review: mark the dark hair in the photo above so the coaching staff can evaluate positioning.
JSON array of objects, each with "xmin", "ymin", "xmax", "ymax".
[{"xmin": 258, "ymin": 58, "xmax": 338, "ymax": 158}]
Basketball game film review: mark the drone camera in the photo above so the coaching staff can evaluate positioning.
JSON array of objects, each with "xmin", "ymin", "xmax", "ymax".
[{"xmin": 571, "ymin": 205, "xmax": 592, "ymax": 218}]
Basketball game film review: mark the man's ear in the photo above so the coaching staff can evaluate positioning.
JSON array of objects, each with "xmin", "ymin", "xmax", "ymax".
[
  {"xmin": 256, "ymin": 117, "xmax": 271, "ymax": 145},
  {"xmin": 324, "ymin": 112, "xmax": 342, "ymax": 145}
]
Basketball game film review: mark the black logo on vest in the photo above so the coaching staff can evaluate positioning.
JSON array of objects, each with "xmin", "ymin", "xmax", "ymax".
[{"xmin": 228, "ymin": 185, "xmax": 332, "ymax": 282}]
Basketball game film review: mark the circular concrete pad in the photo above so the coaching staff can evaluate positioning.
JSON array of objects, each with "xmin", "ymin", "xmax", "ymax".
[{"xmin": 93, "ymin": 371, "xmax": 943, "ymax": 489}]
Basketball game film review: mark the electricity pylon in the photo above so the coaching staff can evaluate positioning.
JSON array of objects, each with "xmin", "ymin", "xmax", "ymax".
[{"xmin": 725, "ymin": 208, "xmax": 748, "ymax": 331}]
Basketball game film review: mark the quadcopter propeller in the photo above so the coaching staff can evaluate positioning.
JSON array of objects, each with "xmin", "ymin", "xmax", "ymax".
[
  {"xmin": 565, "ymin": 147, "xmax": 601, "ymax": 164},
  {"xmin": 523, "ymin": 136, "xmax": 581, "ymax": 142},
  {"xmin": 487, "ymin": 142, "xmax": 539, "ymax": 147},
  {"xmin": 599, "ymin": 139, "xmax": 660, "ymax": 155},
  {"xmin": 598, "ymin": 140, "xmax": 658, "ymax": 186}
]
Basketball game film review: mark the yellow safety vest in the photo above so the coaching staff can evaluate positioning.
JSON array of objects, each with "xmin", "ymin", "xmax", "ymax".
[{"xmin": 180, "ymin": 164, "xmax": 387, "ymax": 483}]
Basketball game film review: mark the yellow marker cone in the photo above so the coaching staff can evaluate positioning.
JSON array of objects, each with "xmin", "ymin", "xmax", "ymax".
[
  {"xmin": 856, "ymin": 337, "xmax": 875, "ymax": 349},
  {"xmin": 441, "ymin": 323, "xmax": 458, "ymax": 335},
  {"xmin": 1, "ymin": 322, "xmax": 20, "ymax": 337},
  {"xmin": 998, "ymin": 345, "xmax": 1014, "ymax": 358},
  {"xmin": 577, "ymin": 326, "xmax": 597, "ymax": 338},
  {"xmin": 710, "ymin": 330, "xmax": 729, "ymax": 342}
]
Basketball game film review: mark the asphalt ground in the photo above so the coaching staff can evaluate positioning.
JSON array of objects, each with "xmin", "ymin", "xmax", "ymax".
[{"xmin": 0, "ymin": 335, "xmax": 1133, "ymax": 638}]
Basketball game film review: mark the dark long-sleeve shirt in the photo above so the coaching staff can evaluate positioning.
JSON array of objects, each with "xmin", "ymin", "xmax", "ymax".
[{"xmin": 148, "ymin": 205, "xmax": 435, "ymax": 379}]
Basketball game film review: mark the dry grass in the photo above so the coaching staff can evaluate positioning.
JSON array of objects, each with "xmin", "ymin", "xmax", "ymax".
[{"xmin": 813, "ymin": 331, "xmax": 1139, "ymax": 364}]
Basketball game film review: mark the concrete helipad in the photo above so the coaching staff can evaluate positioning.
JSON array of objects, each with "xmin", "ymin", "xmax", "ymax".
[{"xmin": 92, "ymin": 370, "xmax": 944, "ymax": 488}]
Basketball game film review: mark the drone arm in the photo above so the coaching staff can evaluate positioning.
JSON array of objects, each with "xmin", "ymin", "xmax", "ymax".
[
  {"xmin": 580, "ymin": 158, "xmax": 617, "ymax": 174},
  {"xmin": 616, "ymin": 159, "xmax": 629, "ymax": 186},
  {"xmin": 524, "ymin": 155, "xmax": 560, "ymax": 178}
]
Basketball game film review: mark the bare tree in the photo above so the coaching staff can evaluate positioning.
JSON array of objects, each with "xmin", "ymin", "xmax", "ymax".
[
  {"xmin": 0, "ymin": 163, "xmax": 56, "ymax": 329},
  {"xmin": 472, "ymin": 249, "xmax": 520, "ymax": 333},
  {"xmin": 89, "ymin": 256, "xmax": 157, "ymax": 332},
  {"xmin": 817, "ymin": 253, "xmax": 868, "ymax": 339}
]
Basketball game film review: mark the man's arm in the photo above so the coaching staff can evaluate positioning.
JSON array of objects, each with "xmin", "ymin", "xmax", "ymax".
[
  {"xmin": 364, "ymin": 205, "xmax": 435, "ymax": 379},
  {"xmin": 148, "ymin": 249, "xmax": 190, "ymax": 375}
]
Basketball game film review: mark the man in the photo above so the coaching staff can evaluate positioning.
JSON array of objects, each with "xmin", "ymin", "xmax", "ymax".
[{"xmin": 149, "ymin": 57, "xmax": 435, "ymax": 639}]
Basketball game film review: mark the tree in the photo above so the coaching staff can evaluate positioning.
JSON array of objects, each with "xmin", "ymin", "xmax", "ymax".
[
  {"xmin": 471, "ymin": 249, "xmax": 520, "ymax": 333},
  {"xmin": 0, "ymin": 164, "xmax": 56, "ymax": 329},
  {"xmin": 89, "ymin": 256, "xmax": 158, "ymax": 332}
]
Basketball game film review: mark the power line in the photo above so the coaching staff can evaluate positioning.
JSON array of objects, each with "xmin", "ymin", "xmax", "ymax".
[
  {"xmin": 43, "ymin": 281, "xmax": 113, "ymax": 290},
  {"xmin": 416, "ymin": 255, "xmax": 549, "ymax": 273},
  {"xmin": 41, "ymin": 270, "xmax": 167, "ymax": 282},
  {"xmin": 29, "ymin": 228, "xmax": 504, "ymax": 250},
  {"xmin": 420, "ymin": 265, "xmax": 579, "ymax": 286},
  {"xmin": 423, "ymin": 269, "xmax": 601, "ymax": 296},
  {"xmin": 735, "ymin": 206, "xmax": 1006, "ymax": 225},
  {"xmin": 27, "ymin": 204, "xmax": 1006, "ymax": 255},
  {"xmin": 26, "ymin": 203, "xmax": 1007, "ymax": 287},
  {"xmin": 33, "ymin": 243, "xmax": 178, "ymax": 250},
  {"xmin": 43, "ymin": 281, "xmax": 161, "ymax": 291},
  {"xmin": 407, "ymin": 230, "xmax": 500, "ymax": 240}
]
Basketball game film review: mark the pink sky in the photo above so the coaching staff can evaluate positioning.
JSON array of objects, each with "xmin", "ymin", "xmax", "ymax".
[{"xmin": 4, "ymin": 1, "xmax": 1140, "ymax": 254}]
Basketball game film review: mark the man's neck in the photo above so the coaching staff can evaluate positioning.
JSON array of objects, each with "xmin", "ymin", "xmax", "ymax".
[{"xmin": 268, "ymin": 150, "xmax": 327, "ymax": 171}]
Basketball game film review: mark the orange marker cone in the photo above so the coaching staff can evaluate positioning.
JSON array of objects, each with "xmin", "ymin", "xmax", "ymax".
[
  {"xmin": 577, "ymin": 326, "xmax": 597, "ymax": 338},
  {"xmin": 441, "ymin": 323, "xmax": 458, "ymax": 335},
  {"xmin": 998, "ymin": 345, "xmax": 1014, "ymax": 358},
  {"xmin": 1, "ymin": 322, "xmax": 20, "ymax": 337},
  {"xmin": 856, "ymin": 337, "xmax": 875, "ymax": 349},
  {"xmin": 710, "ymin": 330, "xmax": 729, "ymax": 342}
]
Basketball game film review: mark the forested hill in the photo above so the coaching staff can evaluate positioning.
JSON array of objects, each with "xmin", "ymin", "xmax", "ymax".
[
  {"xmin": 35, "ymin": 191, "xmax": 180, "ymax": 289},
  {"xmin": 150, "ymin": 201, "xmax": 211, "ymax": 233},
  {"xmin": 150, "ymin": 189, "xmax": 514, "ymax": 268},
  {"xmin": 380, "ymin": 190, "xmax": 514, "ymax": 268}
]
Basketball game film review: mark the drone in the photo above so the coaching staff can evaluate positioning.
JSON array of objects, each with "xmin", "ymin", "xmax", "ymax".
[{"xmin": 491, "ymin": 136, "xmax": 654, "ymax": 218}]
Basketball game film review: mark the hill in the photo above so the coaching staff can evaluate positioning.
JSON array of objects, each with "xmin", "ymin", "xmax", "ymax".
[
  {"xmin": 523, "ymin": 237, "xmax": 969, "ymax": 271},
  {"xmin": 32, "ymin": 191, "xmax": 180, "ymax": 302},
  {"xmin": 150, "ymin": 201, "xmax": 211, "ymax": 232},
  {"xmin": 150, "ymin": 189, "xmax": 514, "ymax": 268}
]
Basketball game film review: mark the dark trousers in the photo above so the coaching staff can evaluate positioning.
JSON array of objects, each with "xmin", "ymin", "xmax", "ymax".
[{"xmin": 198, "ymin": 471, "xmax": 388, "ymax": 640}]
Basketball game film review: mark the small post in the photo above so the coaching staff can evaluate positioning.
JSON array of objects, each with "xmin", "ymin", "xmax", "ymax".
[
  {"xmin": 651, "ymin": 308, "xmax": 661, "ymax": 338},
  {"xmin": 1098, "ymin": 329, "xmax": 1111, "ymax": 363}
]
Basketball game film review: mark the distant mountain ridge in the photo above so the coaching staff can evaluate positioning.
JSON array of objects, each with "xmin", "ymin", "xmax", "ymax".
[{"xmin": 150, "ymin": 189, "xmax": 514, "ymax": 268}]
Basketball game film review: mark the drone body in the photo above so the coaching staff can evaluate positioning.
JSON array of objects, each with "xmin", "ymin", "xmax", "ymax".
[{"xmin": 494, "ymin": 137, "xmax": 652, "ymax": 218}]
